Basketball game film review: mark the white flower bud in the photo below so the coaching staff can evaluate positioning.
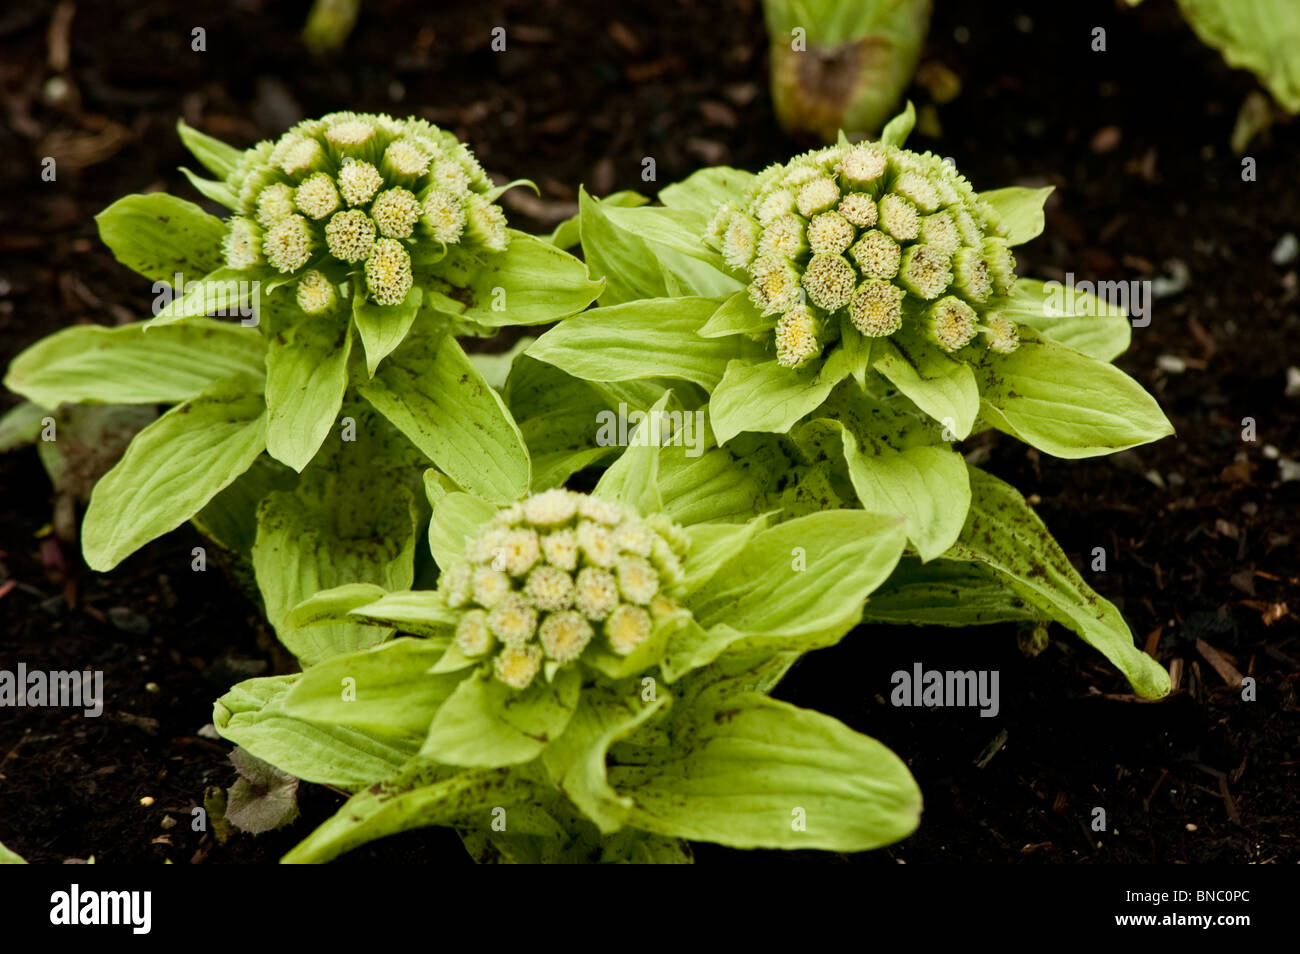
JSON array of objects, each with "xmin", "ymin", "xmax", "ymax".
[
  {"xmin": 807, "ymin": 211, "xmax": 855, "ymax": 256},
  {"xmin": 573, "ymin": 566, "xmax": 619, "ymax": 620},
  {"xmin": 538, "ymin": 611, "xmax": 593, "ymax": 663},
  {"xmin": 295, "ymin": 269, "xmax": 338, "ymax": 315},
  {"xmin": 263, "ymin": 214, "xmax": 314, "ymax": 274},
  {"xmin": 606, "ymin": 604, "xmax": 652, "ymax": 656},
  {"xmin": 324, "ymin": 209, "xmax": 376, "ymax": 264},
  {"xmin": 487, "ymin": 593, "xmax": 537, "ymax": 646},
  {"xmin": 295, "ymin": 172, "xmax": 341, "ymax": 220},
  {"xmin": 926, "ymin": 296, "xmax": 979, "ymax": 352},
  {"xmin": 255, "ymin": 183, "xmax": 297, "ymax": 229},
  {"xmin": 849, "ymin": 279, "xmax": 905, "ymax": 337},
  {"xmin": 898, "ymin": 244, "xmax": 953, "ymax": 300},
  {"xmin": 363, "ymin": 237, "xmax": 413, "ymax": 306},
  {"xmin": 222, "ymin": 216, "xmax": 263, "ymax": 270},
  {"xmin": 370, "ymin": 187, "xmax": 421, "ymax": 239},
  {"xmin": 837, "ymin": 192, "xmax": 878, "ymax": 228},
  {"xmin": 802, "ymin": 253, "xmax": 856, "ymax": 311},
  {"xmin": 455, "ymin": 609, "xmax": 494, "ymax": 656},
  {"xmin": 848, "ymin": 229, "xmax": 901, "ymax": 279},
  {"xmin": 494, "ymin": 644, "xmax": 542, "ymax": 689},
  {"xmin": 525, "ymin": 564, "xmax": 574, "ymax": 612},
  {"xmin": 337, "ymin": 159, "xmax": 384, "ymax": 206}
]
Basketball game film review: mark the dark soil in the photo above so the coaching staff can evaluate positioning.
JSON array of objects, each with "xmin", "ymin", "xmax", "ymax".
[{"xmin": 1, "ymin": 0, "xmax": 1296, "ymax": 864}]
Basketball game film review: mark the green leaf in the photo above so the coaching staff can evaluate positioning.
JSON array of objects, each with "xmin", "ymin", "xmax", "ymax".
[
  {"xmin": 678, "ymin": 517, "xmax": 770, "ymax": 595},
  {"xmin": 421, "ymin": 667, "xmax": 582, "ymax": 767},
  {"xmin": 285, "ymin": 582, "xmax": 390, "ymax": 629},
  {"xmin": 0, "ymin": 840, "xmax": 26, "ymax": 864},
  {"xmin": 253, "ymin": 483, "xmax": 418, "ymax": 666},
  {"xmin": 547, "ymin": 190, "xmax": 648, "ymax": 250},
  {"xmin": 504, "ymin": 355, "xmax": 618, "ymax": 491},
  {"xmin": 872, "ymin": 334, "xmax": 979, "ymax": 438},
  {"xmin": 977, "ymin": 328, "xmax": 1173, "ymax": 458},
  {"xmin": 527, "ymin": 297, "xmax": 742, "ymax": 390},
  {"xmin": 1172, "ymin": 0, "xmax": 1300, "ymax": 112},
  {"xmin": 466, "ymin": 335, "xmax": 534, "ymax": 391},
  {"xmin": 176, "ymin": 119, "xmax": 243, "ymax": 179},
  {"xmin": 612, "ymin": 693, "xmax": 920, "ymax": 852},
  {"xmin": 357, "ymin": 334, "xmax": 530, "ymax": 503},
  {"xmin": 424, "ymin": 230, "xmax": 602, "ymax": 327},
  {"xmin": 214, "ymin": 675, "xmax": 417, "ymax": 788},
  {"xmin": 80, "ymin": 374, "xmax": 266, "ymax": 570},
  {"xmin": 656, "ymin": 442, "xmax": 769, "ymax": 527},
  {"xmin": 861, "ymin": 557, "xmax": 1046, "ymax": 627},
  {"xmin": 578, "ymin": 188, "xmax": 741, "ymax": 305},
  {"xmin": 0, "ymin": 401, "xmax": 47, "ymax": 451},
  {"xmin": 282, "ymin": 638, "xmax": 460, "ymax": 738},
  {"xmin": 179, "ymin": 167, "xmax": 239, "ymax": 210},
  {"xmin": 671, "ymin": 509, "xmax": 906, "ymax": 674},
  {"xmin": 541, "ymin": 683, "xmax": 670, "ymax": 832},
  {"xmin": 697, "ymin": 289, "xmax": 776, "ymax": 338},
  {"xmin": 192, "ymin": 454, "xmax": 297, "ymax": 558},
  {"xmin": 338, "ymin": 590, "xmax": 461, "ymax": 638},
  {"xmin": 834, "ymin": 426, "xmax": 970, "ymax": 562},
  {"xmin": 426, "ymin": 485, "xmax": 499, "ymax": 571},
  {"xmin": 152, "ymin": 267, "xmax": 260, "ymax": 326},
  {"xmin": 979, "ymin": 186, "xmax": 1053, "ymax": 246},
  {"xmin": 353, "ymin": 287, "xmax": 422, "ymax": 377},
  {"xmin": 949, "ymin": 467, "xmax": 1171, "ymax": 699},
  {"xmin": 658, "ymin": 167, "xmax": 757, "ymax": 217},
  {"xmin": 264, "ymin": 308, "xmax": 352, "ymax": 471},
  {"xmin": 591, "ymin": 391, "xmax": 673, "ymax": 514},
  {"xmin": 282, "ymin": 761, "xmax": 528, "ymax": 864},
  {"xmin": 5, "ymin": 319, "xmax": 264, "ymax": 407},
  {"xmin": 999, "ymin": 278, "xmax": 1131, "ymax": 362},
  {"xmin": 95, "ymin": 193, "xmax": 227, "ymax": 283},
  {"xmin": 709, "ymin": 358, "xmax": 846, "ymax": 444},
  {"xmin": 879, "ymin": 101, "xmax": 917, "ymax": 147}
]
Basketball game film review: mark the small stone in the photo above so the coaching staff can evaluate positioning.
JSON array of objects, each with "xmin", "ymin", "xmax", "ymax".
[
  {"xmin": 160, "ymin": 815, "xmax": 177, "ymax": 830},
  {"xmin": 1285, "ymin": 367, "xmax": 1300, "ymax": 398},
  {"xmin": 1271, "ymin": 232, "xmax": 1298, "ymax": 266},
  {"xmin": 1156, "ymin": 355, "xmax": 1186, "ymax": 374},
  {"xmin": 140, "ymin": 796, "xmax": 155, "ymax": 807}
]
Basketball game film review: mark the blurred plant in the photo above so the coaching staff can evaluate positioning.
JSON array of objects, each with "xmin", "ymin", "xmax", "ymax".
[
  {"xmin": 302, "ymin": 0, "xmax": 361, "ymax": 55},
  {"xmin": 763, "ymin": 0, "xmax": 931, "ymax": 142},
  {"xmin": 1127, "ymin": 0, "xmax": 1300, "ymax": 114}
]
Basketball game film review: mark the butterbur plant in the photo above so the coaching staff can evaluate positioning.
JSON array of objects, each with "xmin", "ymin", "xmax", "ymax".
[
  {"xmin": 4, "ymin": 112, "xmax": 600, "ymax": 664},
  {"xmin": 213, "ymin": 442, "xmax": 921, "ymax": 863},
  {"xmin": 527, "ymin": 104, "xmax": 1174, "ymax": 700}
]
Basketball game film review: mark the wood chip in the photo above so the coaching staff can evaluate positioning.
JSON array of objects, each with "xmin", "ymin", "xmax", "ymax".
[{"xmin": 1196, "ymin": 639, "xmax": 1243, "ymax": 689}]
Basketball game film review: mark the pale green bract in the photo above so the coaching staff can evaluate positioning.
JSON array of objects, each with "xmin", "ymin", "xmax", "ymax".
[{"xmin": 214, "ymin": 474, "xmax": 921, "ymax": 863}]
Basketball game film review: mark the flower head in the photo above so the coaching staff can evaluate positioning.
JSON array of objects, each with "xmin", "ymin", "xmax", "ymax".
[
  {"xmin": 219, "ymin": 112, "xmax": 510, "ymax": 309},
  {"xmin": 704, "ymin": 140, "xmax": 1023, "ymax": 369},
  {"xmin": 436, "ymin": 490, "xmax": 689, "ymax": 689}
]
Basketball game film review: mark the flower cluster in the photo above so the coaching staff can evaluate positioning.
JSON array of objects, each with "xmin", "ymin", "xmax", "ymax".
[
  {"xmin": 704, "ymin": 141, "xmax": 1022, "ymax": 368},
  {"xmin": 219, "ymin": 112, "xmax": 509, "ymax": 311},
  {"xmin": 436, "ymin": 490, "xmax": 689, "ymax": 690}
]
